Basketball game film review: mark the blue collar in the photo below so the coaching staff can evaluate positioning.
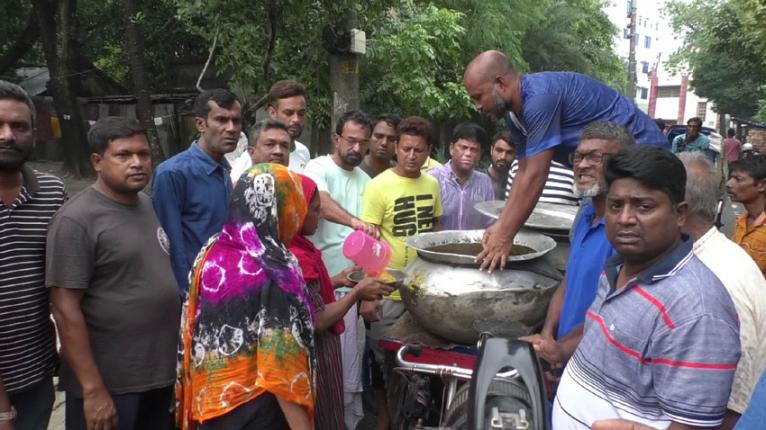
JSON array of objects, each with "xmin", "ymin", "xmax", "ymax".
[
  {"xmin": 604, "ymin": 235, "xmax": 694, "ymax": 290},
  {"xmin": 190, "ymin": 141, "xmax": 231, "ymax": 176},
  {"xmin": 580, "ymin": 201, "xmax": 606, "ymax": 228}
]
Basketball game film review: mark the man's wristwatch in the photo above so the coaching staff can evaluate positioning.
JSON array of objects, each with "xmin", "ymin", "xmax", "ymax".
[{"xmin": 0, "ymin": 406, "xmax": 16, "ymax": 421}]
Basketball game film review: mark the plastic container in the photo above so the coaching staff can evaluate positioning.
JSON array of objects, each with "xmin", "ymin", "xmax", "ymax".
[{"xmin": 342, "ymin": 230, "xmax": 392, "ymax": 276}]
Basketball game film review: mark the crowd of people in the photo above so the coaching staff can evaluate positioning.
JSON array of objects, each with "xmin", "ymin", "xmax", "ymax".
[{"xmin": 0, "ymin": 47, "xmax": 765, "ymax": 430}]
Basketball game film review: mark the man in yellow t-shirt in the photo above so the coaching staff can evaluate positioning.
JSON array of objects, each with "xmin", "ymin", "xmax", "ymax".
[{"xmin": 360, "ymin": 116, "xmax": 442, "ymax": 430}]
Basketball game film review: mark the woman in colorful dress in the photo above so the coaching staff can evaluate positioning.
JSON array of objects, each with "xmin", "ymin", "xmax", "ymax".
[
  {"xmin": 176, "ymin": 163, "xmax": 315, "ymax": 430},
  {"xmin": 288, "ymin": 175, "xmax": 393, "ymax": 430}
]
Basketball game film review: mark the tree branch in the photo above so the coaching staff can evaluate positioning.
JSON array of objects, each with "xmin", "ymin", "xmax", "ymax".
[{"xmin": 0, "ymin": 5, "xmax": 40, "ymax": 75}]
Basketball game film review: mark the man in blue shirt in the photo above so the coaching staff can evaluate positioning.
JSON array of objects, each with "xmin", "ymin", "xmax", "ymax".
[
  {"xmin": 152, "ymin": 89, "xmax": 241, "ymax": 293},
  {"xmin": 520, "ymin": 122, "xmax": 632, "ymax": 365},
  {"xmin": 463, "ymin": 50, "xmax": 667, "ymax": 272},
  {"xmin": 671, "ymin": 116, "xmax": 714, "ymax": 163}
]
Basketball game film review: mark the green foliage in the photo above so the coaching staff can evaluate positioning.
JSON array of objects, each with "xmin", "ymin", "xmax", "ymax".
[
  {"xmin": 667, "ymin": 0, "xmax": 766, "ymax": 118},
  {"xmin": 79, "ymin": 0, "xmax": 206, "ymax": 90},
  {"xmin": 361, "ymin": 3, "xmax": 470, "ymax": 119},
  {"xmin": 522, "ymin": 0, "xmax": 626, "ymax": 92}
]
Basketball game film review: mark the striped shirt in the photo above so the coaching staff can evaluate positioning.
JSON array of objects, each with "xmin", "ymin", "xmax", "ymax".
[
  {"xmin": 506, "ymin": 159, "xmax": 578, "ymax": 205},
  {"xmin": 553, "ymin": 238, "xmax": 740, "ymax": 429},
  {"xmin": 0, "ymin": 167, "xmax": 66, "ymax": 393}
]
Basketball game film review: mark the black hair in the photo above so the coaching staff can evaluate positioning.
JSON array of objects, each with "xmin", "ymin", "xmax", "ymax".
[
  {"xmin": 374, "ymin": 114, "xmax": 401, "ymax": 130},
  {"xmin": 451, "ymin": 122, "xmax": 488, "ymax": 148},
  {"xmin": 727, "ymin": 128, "xmax": 736, "ymax": 138},
  {"xmin": 397, "ymin": 116, "xmax": 433, "ymax": 146},
  {"xmin": 334, "ymin": 110, "xmax": 372, "ymax": 136},
  {"xmin": 604, "ymin": 145, "xmax": 686, "ymax": 204},
  {"xmin": 193, "ymin": 88, "xmax": 239, "ymax": 118},
  {"xmin": 492, "ymin": 130, "xmax": 515, "ymax": 148},
  {"xmin": 87, "ymin": 116, "xmax": 146, "ymax": 155},
  {"xmin": 0, "ymin": 80, "xmax": 36, "ymax": 124},
  {"xmin": 248, "ymin": 119, "xmax": 291, "ymax": 147},
  {"xmin": 268, "ymin": 80, "xmax": 306, "ymax": 107},
  {"xmin": 687, "ymin": 117, "xmax": 702, "ymax": 127},
  {"xmin": 654, "ymin": 118, "xmax": 666, "ymax": 131},
  {"xmin": 729, "ymin": 154, "xmax": 766, "ymax": 181}
]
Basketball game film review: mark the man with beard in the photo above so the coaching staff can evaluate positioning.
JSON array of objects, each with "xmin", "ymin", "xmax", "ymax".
[
  {"xmin": 427, "ymin": 122, "xmax": 495, "ymax": 230},
  {"xmin": 0, "ymin": 81, "xmax": 66, "ymax": 429},
  {"xmin": 521, "ymin": 122, "xmax": 634, "ymax": 369},
  {"xmin": 360, "ymin": 114, "xmax": 399, "ymax": 179},
  {"xmin": 152, "ymin": 89, "xmax": 241, "ymax": 294},
  {"xmin": 303, "ymin": 110, "xmax": 375, "ymax": 430},
  {"xmin": 486, "ymin": 130, "xmax": 515, "ymax": 199},
  {"xmin": 47, "ymin": 117, "xmax": 179, "ymax": 429},
  {"xmin": 463, "ymin": 50, "xmax": 667, "ymax": 272}
]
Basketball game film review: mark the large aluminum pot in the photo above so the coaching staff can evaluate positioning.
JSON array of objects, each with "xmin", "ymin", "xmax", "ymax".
[{"xmin": 401, "ymin": 230, "xmax": 561, "ymax": 344}]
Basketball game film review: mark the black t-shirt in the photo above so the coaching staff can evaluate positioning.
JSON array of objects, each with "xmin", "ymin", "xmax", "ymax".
[{"xmin": 46, "ymin": 187, "xmax": 180, "ymax": 396}]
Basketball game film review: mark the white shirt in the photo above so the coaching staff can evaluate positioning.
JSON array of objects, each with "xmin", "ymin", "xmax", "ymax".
[
  {"xmin": 229, "ymin": 140, "xmax": 311, "ymax": 182},
  {"xmin": 693, "ymin": 227, "xmax": 766, "ymax": 413}
]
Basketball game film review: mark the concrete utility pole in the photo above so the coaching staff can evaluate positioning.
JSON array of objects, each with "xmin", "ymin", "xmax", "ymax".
[
  {"xmin": 322, "ymin": 10, "xmax": 366, "ymax": 154},
  {"xmin": 627, "ymin": 0, "xmax": 638, "ymax": 100}
]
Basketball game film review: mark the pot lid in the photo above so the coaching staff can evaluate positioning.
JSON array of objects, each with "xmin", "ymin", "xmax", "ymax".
[
  {"xmin": 406, "ymin": 229, "xmax": 557, "ymax": 266},
  {"xmin": 474, "ymin": 200, "xmax": 578, "ymax": 232}
]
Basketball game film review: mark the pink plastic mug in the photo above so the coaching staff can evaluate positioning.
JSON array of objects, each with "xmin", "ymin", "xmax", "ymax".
[{"xmin": 343, "ymin": 230, "xmax": 392, "ymax": 276}]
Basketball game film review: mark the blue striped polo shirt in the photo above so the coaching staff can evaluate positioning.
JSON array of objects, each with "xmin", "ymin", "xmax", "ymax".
[{"xmin": 553, "ymin": 237, "xmax": 741, "ymax": 429}]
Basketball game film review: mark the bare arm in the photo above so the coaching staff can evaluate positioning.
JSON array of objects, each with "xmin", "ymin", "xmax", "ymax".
[
  {"xmin": 50, "ymin": 288, "xmax": 118, "ymax": 430},
  {"xmin": 275, "ymin": 397, "xmax": 312, "ymax": 430},
  {"xmin": 318, "ymin": 191, "xmax": 379, "ymax": 238},
  {"xmin": 478, "ymin": 150, "xmax": 553, "ymax": 272},
  {"xmin": 315, "ymin": 278, "xmax": 394, "ymax": 333},
  {"xmin": 541, "ymin": 277, "xmax": 566, "ymax": 339}
]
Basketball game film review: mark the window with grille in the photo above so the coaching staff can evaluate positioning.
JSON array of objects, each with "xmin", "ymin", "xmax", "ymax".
[{"xmin": 657, "ymin": 86, "xmax": 681, "ymax": 98}]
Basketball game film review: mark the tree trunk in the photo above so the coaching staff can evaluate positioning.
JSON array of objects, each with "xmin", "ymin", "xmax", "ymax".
[
  {"xmin": 121, "ymin": 0, "xmax": 165, "ymax": 166},
  {"xmin": 0, "ymin": 5, "xmax": 39, "ymax": 75},
  {"xmin": 34, "ymin": 0, "xmax": 91, "ymax": 177}
]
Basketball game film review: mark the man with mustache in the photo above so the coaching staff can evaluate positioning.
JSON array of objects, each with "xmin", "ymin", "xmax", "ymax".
[
  {"xmin": 521, "ymin": 122, "xmax": 634, "ymax": 370},
  {"xmin": 0, "ymin": 80, "xmax": 67, "ymax": 429},
  {"xmin": 727, "ymin": 154, "xmax": 766, "ymax": 277},
  {"xmin": 463, "ymin": 50, "xmax": 667, "ymax": 272},
  {"xmin": 303, "ymin": 110, "xmax": 375, "ymax": 430},
  {"xmin": 427, "ymin": 122, "xmax": 495, "ymax": 230},
  {"xmin": 243, "ymin": 119, "xmax": 292, "ymax": 167},
  {"xmin": 485, "ymin": 130, "xmax": 515, "ymax": 199},
  {"xmin": 360, "ymin": 115, "xmax": 399, "ymax": 179},
  {"xmin": 152, "ymin": 89, "xmax": 241, "ymax": 294},
  {"xmin": 552, "ymin": 145, "xmax": 740, "ymax": 429},
  {"xmin": 48, "ymin": 117, "xmax": 179, "ymax": 430}
]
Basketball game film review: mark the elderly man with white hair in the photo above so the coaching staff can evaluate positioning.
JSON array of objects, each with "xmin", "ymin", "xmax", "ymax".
[{"xmin": 678, "ymin": 151, "xmax": 766, "ymax": 430}]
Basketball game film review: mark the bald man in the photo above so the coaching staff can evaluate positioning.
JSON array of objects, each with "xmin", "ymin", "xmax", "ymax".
[{"xmin": 464, "ymin": 50, "xmax": 667, "ymax": 272}]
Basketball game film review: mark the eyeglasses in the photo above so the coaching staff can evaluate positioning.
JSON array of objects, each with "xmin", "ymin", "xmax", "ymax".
[
  {"xmin": 569, "ymin": 151, "xmax": 614, "ymax": 165},
  {"xmin": 338, "ymin": 135, "xmax": 370, "ymax": 147}
]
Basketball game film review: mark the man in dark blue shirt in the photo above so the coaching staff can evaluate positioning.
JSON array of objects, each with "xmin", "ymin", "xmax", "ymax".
[
  {"xmin": 152, "ymin": 89, "xmax": 242, "ymax": 293},
  {"xmin": 463, "ymin": 50, "xmax": 667, "ymax": 272}
]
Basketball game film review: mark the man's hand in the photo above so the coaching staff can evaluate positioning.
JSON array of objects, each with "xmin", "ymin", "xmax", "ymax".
[
  {"xmin": 591, "ymin": 419, "xmax": 658, "ymax": 430},
  {"xmin": 354, "ymin": 278, "xmax": 394, "ymax": 301},
  {"xmin": 477, "ymin": 221, "xmax": 514, "ymax": 273},
  {"xmin": 519, "ymin": 333, "xmax": 565, "ymax": 368},
  {"xmin": 83, "ymin": 387, "xmax": 118, "ymax": 430},
  {"xmin": 351, "ymin": 218, "xmax": 380, "ymax": 239},
  {"xmin": 360, "ymin": 299, "xmax": 382, "ymax": 322}
]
